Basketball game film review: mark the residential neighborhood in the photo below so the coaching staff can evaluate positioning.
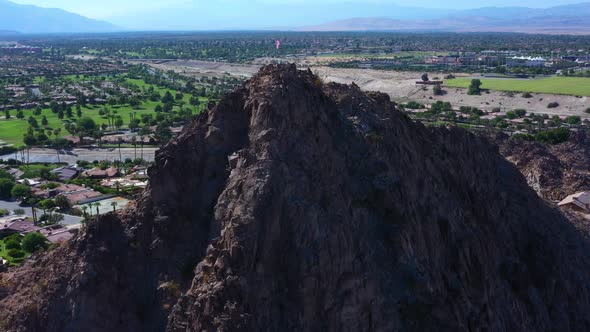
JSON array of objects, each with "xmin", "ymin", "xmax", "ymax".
[{"xmin": 0, "ymin": 158, "xmax": 147, "ymax": 267}]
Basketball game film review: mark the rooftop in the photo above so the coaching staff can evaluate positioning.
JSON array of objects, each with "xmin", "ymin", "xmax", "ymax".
[
  {"xmin": 0, "ymin": 218, "xmax": 41, "ymax": 233},
  {"xmin": 558, "ymin": 192, "xmax": 590, "ymax": 211},
  {"xmin": 51, "ymin": 166, "xmax": 80, "ymax": 181},
  {"xmin": 40, "ymin": 226, "xmax": 74, "ymax": 243},
  {"xmin": 83, "ymin": 167, "xmax": 120, "ymax": 179},
  {"xmin": 62, "ymin": 190, "xmax": 103, "ymax": 205}
]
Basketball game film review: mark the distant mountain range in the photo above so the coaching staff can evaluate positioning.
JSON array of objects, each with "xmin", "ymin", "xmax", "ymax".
[
  {"xmin": 0, "ymin": 0, "xmax": 588, "ymax": 34},
  {"xmin": 300, "ymin": 3, "xmax": 590, "ymax": 34},
  {"xmin": 0, "ymin": 0, "xmax": 118, "ymax": 34},
  {"xmin": 0, "ymin": 30, "xmax": 19, "ymax": 36}
]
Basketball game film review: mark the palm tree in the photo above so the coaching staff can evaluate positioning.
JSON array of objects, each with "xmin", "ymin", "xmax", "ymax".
[
  {"xmin": 110, "ymin": 201, "xmax": 118, "ymax": 213},
  {"xmin": 81, "ymin": 205, "xmax": 88, "ymax": 219},
  {"xmin": 31, "ymin": 206, "xmax": 37, "ymax": 225},
  {"xmin": 54, "ymin": 128, "xmax": 62, "ymax": 163},
  {"xmin": 117, "ymin": 137, "xmax": 123, "ymax": 163},
  {"xmin": 94, "ymin": 130, "xmax": 103, "ymax": 148},
  {"xmin": 139, "ymin": 135, "xmax": 144, "ymax": 161},
  {"xmin": 131, "ymin": 136, "xmax": 137, "ymax": 160},
  {"xmin": 139, "ymin": 126, "xmax": 151, "ymax": 161},
  {"xmin": 94, "ymin": 202, "xmax": 101, "ymax": 216},
  {"xmin": 129, "ymin": 112, "xmax": 136, "ymax": 124}
]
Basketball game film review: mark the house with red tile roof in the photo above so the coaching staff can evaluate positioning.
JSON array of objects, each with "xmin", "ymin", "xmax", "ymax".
[{"xmin": 83, "ymin": 167, "xmax": 120, "ymax": 179}]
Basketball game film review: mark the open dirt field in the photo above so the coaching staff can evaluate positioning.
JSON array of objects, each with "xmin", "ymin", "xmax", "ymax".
[
  {"xmin": 133, "ymin": 59, "xmax": 260, "ymax": 78},
  {"xmin": 145, "ymin": 60, "xmax": 590, "ymax": 119},
  {"xmin": 312, "ymin": 67, "xmax": 590, "ymax": 118}
]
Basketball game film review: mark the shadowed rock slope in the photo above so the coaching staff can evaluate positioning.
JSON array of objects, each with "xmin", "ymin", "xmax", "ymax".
[
  {"xmin": 2, "ymin": 64, "xmax": 590, "ymax": 332},
  {"xmin": 490, "ymin": 130, "xmax": 590, "ymax": 202}
]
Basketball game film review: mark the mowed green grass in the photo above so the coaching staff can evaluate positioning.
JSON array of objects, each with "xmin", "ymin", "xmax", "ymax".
[
  {"xmin": 0, "ymin": 105, "xmax": 150, "ymax": 145},
  {"xmin": 0, "ymin": 238, "xmax": 31, "ymax": 266},
  {"xmin": 0, "ymin": 79, "xmax": 209, "ymax": 146},
  {"xmin": 444, "ymin": 77, "xmax": 590, "ymax": 96}
]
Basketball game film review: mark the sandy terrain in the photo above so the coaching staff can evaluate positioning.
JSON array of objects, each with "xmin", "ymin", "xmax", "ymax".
[
  {"xmin": 132, "ymin": 59, "xmax": 260, "ymax": 78},
  {"xmin": 312, "ymin": 67, "xmax": 590, "ymax": 118},
  {"xmin": 145, "ymin": 59, "xmax": 590, "ymax": 119}
]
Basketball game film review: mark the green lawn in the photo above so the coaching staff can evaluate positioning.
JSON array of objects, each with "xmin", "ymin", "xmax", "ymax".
[
  {"xmin": 0, "ymin": 78, "xmax": 209, "ymax": 146},
  {"xmin": 0, "ymin": 238, "xmax": 30, "ymax": 266},
  {"xmin": 0, "ymin": 239, "xmax": 9, "ymax": 263},
  {"xmin": 36, "ymin": 74, "xmax": 92, "ymax": 84},
  {"xmin": 0, "ymin": 105, "xmax": 159, "ymax": 146},
  {"xmin": 126, "ymin": 78, "xmax": 209, "ymax": 105},
  {"xmin": 19, "ymin": 163, "xmax": 62, "ymax": 171},
  {"xmin": 19, "ymin": 163, "xmax": 63, "ymax": 178},
  {"xmin": 444, "ymin": 76, "xmax": 590, "ymax": 96}
]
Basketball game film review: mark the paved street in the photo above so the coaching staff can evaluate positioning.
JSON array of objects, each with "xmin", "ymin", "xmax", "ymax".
[
  {"xmin": 0, "ymin": 147, "xmax": 159, "ymax": 164},
  {"xmin": 0, "ymin": 200, "xmax": 83, "ymax": 227}
]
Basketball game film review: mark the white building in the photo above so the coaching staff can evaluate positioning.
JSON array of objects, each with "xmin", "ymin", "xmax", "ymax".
[
  {"xmin": 507, "ymin": 56, "xmax": 547, "ymax": 68},
  {"xmin": 558, "ymin": 192, "xmax": 590, "ymax": 212}
]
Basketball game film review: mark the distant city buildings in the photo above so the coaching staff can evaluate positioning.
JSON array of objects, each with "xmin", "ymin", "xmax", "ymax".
[
  {"xmin": 506, "ymin": 56, "xmax": 547, "ymax": 68},
  {"xmin": 422, "ymin": 53, "xmax": 553, "ymax": 68},
  {"xmin": 0, "ymin": 46, "xmax": 43, "ymax": 55}
]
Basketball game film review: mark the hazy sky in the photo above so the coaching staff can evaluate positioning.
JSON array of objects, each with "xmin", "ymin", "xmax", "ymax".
[{"xmin": 10, "ymin": 0, "xmax": 585, "ymax": 19}]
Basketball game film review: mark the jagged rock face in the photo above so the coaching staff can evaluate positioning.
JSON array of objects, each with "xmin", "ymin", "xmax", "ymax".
[
  {"xmin": 2, "ymin": 64, "xmax": 590, "ymax": 332},
  {"xmin": 490, "ymin": 131, "xmax": 590, "ymax": 202}
]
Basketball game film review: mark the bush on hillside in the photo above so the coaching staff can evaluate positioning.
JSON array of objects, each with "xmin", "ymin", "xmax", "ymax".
[
  {"xmin": 5, "ymin": 239, "xmax": 21, "ymax": 250},
  {"xmin": 513, "ymin": 128, "xmax": 571, "ymax": 145},
  {"xmin": 4, "ymin": 234, "xmax": 22, "ymax": 243},
  {"xmin": 7, "ymin": 248, "xmax": 25, "ymax": 259},
  {"xmin": 565, "ymin": 116, "xmax": 581, "ymax": 125},
  {"xmin": 535, "ymin": 127, "xmax": 570, "ymax": 145},
  {"xmin": 405, "ymin": 101, "xmax": 424, "ymax": 109},
  {"xmin": 22, "ymin": 232, "xmax": 49, "ymax": 253}
]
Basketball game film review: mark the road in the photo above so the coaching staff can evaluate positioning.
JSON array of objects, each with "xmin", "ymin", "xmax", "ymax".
[
  {"xmin": 0, "ymin": 199, "xmax": 83, "ymax": 227},
  {"xmin": 0, "ymin": 147, "xmax": 159, "ymax": 164}
]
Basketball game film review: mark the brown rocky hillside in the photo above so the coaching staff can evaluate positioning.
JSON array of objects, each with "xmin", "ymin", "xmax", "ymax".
[
  {"xmin": 490, "ymin": 130, "xmax": 590, "ymax": 202},
  {"xmin": 2, "ymin": 64, "xmax": 590, "ymax": 332}
]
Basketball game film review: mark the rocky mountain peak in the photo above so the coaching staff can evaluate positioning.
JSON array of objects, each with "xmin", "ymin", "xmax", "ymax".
[{"xmin": 2, "ymin": 64, "xmax": 590, "ymax": 332}]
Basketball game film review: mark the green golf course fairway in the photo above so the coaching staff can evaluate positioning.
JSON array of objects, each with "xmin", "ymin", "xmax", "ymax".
[
  {"xmin": 444, "ymin": 77, "xmax": 590, "ymax": 96},
  {"xmin": 0, "ymin": 78, "xmax": 208, "ymax": 147}
]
